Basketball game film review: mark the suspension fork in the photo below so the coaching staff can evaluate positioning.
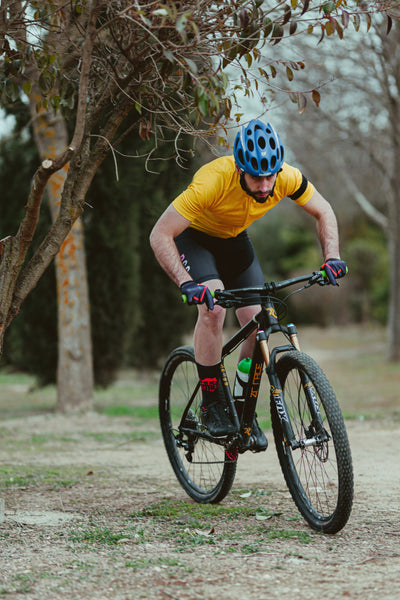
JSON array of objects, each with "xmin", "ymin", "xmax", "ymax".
[
  {"xmin": 286, "ymin": 323, "xmax": 325, "ymax": 433},
  {"xmin": 255, "ymin": 325, "xmax": 299, "ymax": 449},
  {"xmin": 250, "ymin": 303, "xmax": 298, "ymax": 448}
]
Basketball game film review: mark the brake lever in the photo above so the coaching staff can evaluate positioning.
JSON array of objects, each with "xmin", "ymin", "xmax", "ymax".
[{"xmin": 308, "ymin": 270, "xmax": 328, "ymax": 287}]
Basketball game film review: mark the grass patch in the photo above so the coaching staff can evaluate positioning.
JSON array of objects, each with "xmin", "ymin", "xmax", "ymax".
[
  {"xmin": 82, "ymin": 430, "xmax": 158, "ymax": 443},
  {"xmin": 94, "ymin": 371, "xmax": 159, "ymax": 409},
  {"xmin": 266, "ymin": 529, "xmax": 313, "ymax": 543},
  {"xmin": 99, "ymin": 405, "xmax": 159, "ymax": 419},
  {"xmin": 124, "ymin": 557, "xmax": 184, "ymax": 571},
  {"xmin": 0, "ymin": 465, "xmax": 82, "ymax": 490},
  {"xmin": 135, "ymin": 498, "xmax": 256, "ymax": 524},
  {"xmin": 127, "ymin": 496, "xmax": 316, "ymax": 554},
  {"xmin": 69, "ymin": 526, "xmax": 130, "ymax": 546}
]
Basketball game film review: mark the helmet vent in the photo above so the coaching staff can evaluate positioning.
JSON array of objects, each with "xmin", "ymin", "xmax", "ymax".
[
  {"xmin": 269, "ymin": 138, "xmax": 276, "ymax": 150},
  {"xmin": 251, "ymin": 157, "xmax": 258, "ymax": 170},
  {"xmin": 257, "ymin": 137, "xmax": 266, "ymax": 150},
  {"xmin": 247, "ymin": 139, "xmax": 254, "ymax": 152},
  {"xmin": 260, "ymin": 158, "xmax": 269, "ymax": 172},
  {"xmin": 271, "ymin": 156, "xmax": 277, "ymax": 169}
]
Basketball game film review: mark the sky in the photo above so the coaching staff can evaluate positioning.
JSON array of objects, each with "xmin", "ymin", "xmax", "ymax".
[{"xmin": 0, "ymin": 110, "xmax": 15, "ymax": 139}]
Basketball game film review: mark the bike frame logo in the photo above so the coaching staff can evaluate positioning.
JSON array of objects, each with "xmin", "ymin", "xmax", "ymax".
[
  {"xmin": 250, "ymin": 362, "xmax": 263, "ymax": 398},
  {"xmin": 266, "ymin": 307, "xmax": 277, "ymax": 319},
  {"xmin": 270, "ymin": 385, "xmax": 289, "ymax": 422},
  {"xmin": 304, "ymin": 382, "xmax": 321, "ymax": 417}
]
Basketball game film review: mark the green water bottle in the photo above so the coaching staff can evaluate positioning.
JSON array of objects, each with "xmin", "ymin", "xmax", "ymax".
[{"xmin": 233, "ymin": 357, "xmax": 252, "ymax": 400}]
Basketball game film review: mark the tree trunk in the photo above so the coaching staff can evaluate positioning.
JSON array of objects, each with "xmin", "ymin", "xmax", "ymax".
[
  {"xmin": 30, "ymin": 99, "xmax": 94, "ymax": 411},
  {"xmin": 56, "ymin": 217, "xmax": 93, "ymax": 411}
]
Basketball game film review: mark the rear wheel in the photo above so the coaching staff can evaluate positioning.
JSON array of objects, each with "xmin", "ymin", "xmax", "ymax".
[
  {"xmin": 272, "ymin": 351, "xmax": 353, "ymax": 533},
  {"xmin": 159, "ymin": 346, "xmax": 237, "ymax": 503}
]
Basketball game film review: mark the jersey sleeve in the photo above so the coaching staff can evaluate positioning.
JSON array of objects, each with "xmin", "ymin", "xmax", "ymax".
[{"xmin": 281, "ymin": 163, "xmax": 315, "ymax": 206}]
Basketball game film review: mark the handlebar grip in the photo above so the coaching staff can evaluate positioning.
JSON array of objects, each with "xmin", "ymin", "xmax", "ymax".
[
  {"xmin": 320, "ymin": 266, "xmax": 349, "ymax": 278},
  {"xmin": 181, "ymin": 290, "xmax": 215, "ymax": 303}
]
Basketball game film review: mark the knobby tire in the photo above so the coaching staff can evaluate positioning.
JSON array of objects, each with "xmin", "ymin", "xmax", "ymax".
[{"xmin": 272, "ymin": 351, "xmax": 354, "ymax": 534}]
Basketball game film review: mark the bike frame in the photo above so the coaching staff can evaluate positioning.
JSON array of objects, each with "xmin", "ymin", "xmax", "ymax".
[{"xmin": 179, "ymin": 271, "xmax": 329, "ymax": 452}]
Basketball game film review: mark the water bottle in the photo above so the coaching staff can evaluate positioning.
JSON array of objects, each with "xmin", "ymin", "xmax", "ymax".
[{"xmin": 233, "ymin": 357, "xmax": 252, "ymax": 399}]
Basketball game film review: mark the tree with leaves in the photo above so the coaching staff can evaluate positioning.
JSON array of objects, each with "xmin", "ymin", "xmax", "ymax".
[
  {"xmin": 0, "ymin": 0, "xmax": 394, "ymax": 410},
  {"xmin": 275, "ymin": 11, "xmax": 400, "ymax": 360}
]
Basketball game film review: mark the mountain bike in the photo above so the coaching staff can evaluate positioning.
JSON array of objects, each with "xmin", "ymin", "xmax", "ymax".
[{"xmin": 159, "ymin": 271, "xmax": 354, "ymax": 534}]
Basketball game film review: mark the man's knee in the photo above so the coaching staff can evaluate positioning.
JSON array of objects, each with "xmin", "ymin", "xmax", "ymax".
[{"xmin": 198, "ymin": 303, "xmax": 225, "ymax": 329}]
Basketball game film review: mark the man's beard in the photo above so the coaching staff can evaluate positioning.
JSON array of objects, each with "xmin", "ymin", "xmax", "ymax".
[{"xmin": 239, "ymin": 173, "xmax": 275, "ymax": 203}]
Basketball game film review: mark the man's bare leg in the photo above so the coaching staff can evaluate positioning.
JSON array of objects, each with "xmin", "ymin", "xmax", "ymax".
[
  {"xmin": 193, "ymin": 278, "xmax": 225, "ymax": 365},
  {"xmin": 191, "ymin": 279, "xmax": 235, "ymax": 436}
]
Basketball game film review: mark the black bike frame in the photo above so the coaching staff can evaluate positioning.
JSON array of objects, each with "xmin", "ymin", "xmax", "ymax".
[
  {"xmin": 220, "ymin": 295, "xmax": 326, "ymax": 450},
  {"xmin": 180, "ymin": 272, "xmax": 329, "ymax": 449}
]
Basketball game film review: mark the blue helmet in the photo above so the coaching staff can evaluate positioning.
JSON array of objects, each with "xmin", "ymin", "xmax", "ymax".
[{"xmin": 233, "ymin": 119, "xmax": 285, "ymax": 176}]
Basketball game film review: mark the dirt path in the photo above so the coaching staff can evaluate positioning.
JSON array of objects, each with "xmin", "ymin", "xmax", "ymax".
[{"xmin": 1, "ymin": 412, "xmax": 400, "ymax": 599}]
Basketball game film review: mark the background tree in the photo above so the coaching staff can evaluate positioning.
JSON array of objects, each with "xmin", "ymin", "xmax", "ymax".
[
  {"xmin": 0, "ymin": 115, "xmax": 195, "ymax": 386},
  {"xmin": 0, "ymin": 1, "xmax": 395, "ymax": 412},
  {"xmin": 264, "ymin": 13, "xmax": 400, "ymax": 360}
]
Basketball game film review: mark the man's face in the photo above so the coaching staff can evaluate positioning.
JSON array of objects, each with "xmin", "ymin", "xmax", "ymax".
[{"xmin": 243, "ymin": 172, "xmax": 277, "ymax": 202}]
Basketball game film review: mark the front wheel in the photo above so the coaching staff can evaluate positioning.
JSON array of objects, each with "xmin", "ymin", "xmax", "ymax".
[
  {"xmin": 159, "ymin": 346, "xmax": 237, "ymax": 503},
  {"xmin": 272, "ymin": 351, "xmax": 353, "ymax": 534}
]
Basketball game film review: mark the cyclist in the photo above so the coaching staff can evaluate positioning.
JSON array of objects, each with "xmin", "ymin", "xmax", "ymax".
[{"xmin": 150, "ymin": 119, "xmax": 346, "ymax": 446}]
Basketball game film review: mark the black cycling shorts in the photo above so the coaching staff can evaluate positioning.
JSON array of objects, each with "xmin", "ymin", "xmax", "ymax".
[{"xmin": 174, "ymin": 228, "xmax": 265, "ymax": 289}]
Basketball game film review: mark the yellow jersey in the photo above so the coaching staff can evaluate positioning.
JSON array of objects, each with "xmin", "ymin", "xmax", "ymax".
[{"xmin": 172, "ymin": 155, "xmax": 314, "ymax": 239}]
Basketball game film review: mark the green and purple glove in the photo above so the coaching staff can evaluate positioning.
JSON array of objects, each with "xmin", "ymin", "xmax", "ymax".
[
  {"xmin": 320, "ymin": 258, "xmax": 348, "ymax": 285},
  {"xmin": 180, "ymin": 281, "xmax": 214, "ymax": 310}
]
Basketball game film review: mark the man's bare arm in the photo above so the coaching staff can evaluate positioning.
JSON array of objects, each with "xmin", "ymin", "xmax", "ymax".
[
  {"xmin": 149, "ymin": 204, "xmax": 193, "ymax": 287},
  {"xmin": 301, "ymin": 190, "xmax": 341, "ymax": 260}
]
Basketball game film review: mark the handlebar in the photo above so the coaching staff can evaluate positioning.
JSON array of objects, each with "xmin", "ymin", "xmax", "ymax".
[
  {"xmin": 213, "ymin": 270, "xmax": 328, "ymax": 308},
  {"xmin": 181, "ymin": 270, "xmax": 331, "ymax": 306}
]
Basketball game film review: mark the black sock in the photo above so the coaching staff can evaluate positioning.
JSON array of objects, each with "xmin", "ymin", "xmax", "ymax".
[{"xmin": 196, "ymin": 363, "xmax": 221, "ymax": 408}]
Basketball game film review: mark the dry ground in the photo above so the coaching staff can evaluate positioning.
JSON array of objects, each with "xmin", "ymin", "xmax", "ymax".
[{"xmin": 1, "ymin": 326, "xmax": 400, "ymax": 599}]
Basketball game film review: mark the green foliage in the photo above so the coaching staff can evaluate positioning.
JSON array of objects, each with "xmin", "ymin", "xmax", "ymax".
[
  {"xmin": 124, "ymin": 156, "xmax": 195, "ymax": 369},
  {"xmin": 344, "ymin": 221, "xmax": 389, "ymax": 324},
  {"xmin": 0, "ymin": 0, "xmax": 389, "ymax": 132},
  {"xmin": 250, "ymin": 210, "xmax": 317, "ymax": 281},
  {"xmin": 250, "ymin": 208, "xmax": 388, "ymax": 327},
  {"xmin": 83, "ymin": 160, "xmax": 141, "ymax": 387},
  {"xmin": 84, "ymin": 135, "xmax": 194, "ymax": 383}
]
